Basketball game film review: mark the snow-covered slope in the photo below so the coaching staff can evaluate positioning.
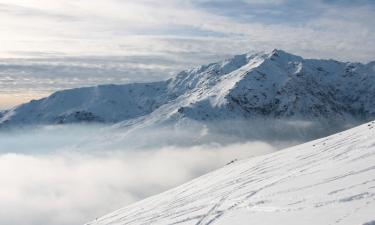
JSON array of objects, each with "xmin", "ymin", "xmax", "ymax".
[
  {"xmin": 86, "ymin": 121, "xmax": 375, "ymax": 225},
  {"xmin": 0, "ymin": 81, "xmax": 171, "ymax": 126},
  {"xmin": 1, "ymin": 49, "xmax": 374, "ymax": 127},
  {"xmin": 158, "ymin": 49, "xmax": 375, "ymax": 122}
]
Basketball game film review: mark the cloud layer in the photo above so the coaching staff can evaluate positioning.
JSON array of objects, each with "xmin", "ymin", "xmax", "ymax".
[
  {"xmin": 0, "ymin": 125, "xmax": 276, "ymax": 225},
  {"xmin": 0, "ymin": 0, "xmax": 374, "ymax": 60}
]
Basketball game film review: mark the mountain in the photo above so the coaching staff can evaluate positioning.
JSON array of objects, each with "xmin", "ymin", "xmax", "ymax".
[
  {"xmin": 85, "ymin": 120, "xmax": 375, "ymax": 225},
  {"xmin": 1, "ymin": 49, "xmax": 375, "ymax": 128},
  {"xmin": 0, "ymin": 82, "xmax": 171, "ymax": 126}
]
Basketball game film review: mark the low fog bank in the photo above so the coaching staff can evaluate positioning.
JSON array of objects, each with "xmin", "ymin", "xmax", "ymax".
[
  {"xmin": 0, "ymin": 143, "xmax": 274, "ymax": 225},
  {"xmin": 0, "ymin": 119, "xmax": 359, "ymax": 225},
  {"xmin": 0, "ymin": 117, "xmax": 360, "ymax": 154},
  {"xmin": 95, "ymin": 118, "xmax": 357, "ymax": 151},
  {"xmin": 0, "ymin": 125, "xmax": 102, "ymax": 154}
]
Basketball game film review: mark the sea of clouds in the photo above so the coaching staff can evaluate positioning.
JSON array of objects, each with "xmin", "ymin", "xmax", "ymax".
[
  {"xmin": 0, "ymin": 123, "xmax": 280, "ymax": 225},
  {"xmin": 0, "ymin": 107, "xmax": 358, "ymax": 225}
]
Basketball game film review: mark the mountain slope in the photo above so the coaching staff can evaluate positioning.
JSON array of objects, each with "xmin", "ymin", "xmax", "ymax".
[
  {"xmin": 1, "ymin": 49, "xmax": 374, "ymax": 127},
  {"xmin": 86, "ymin": 121, "xmax": 375, "ymax": 225},
  {"xmin": 0, "ymin": 81, "xmax": 171, "ymax": 126},
  {"xmin": 163, "ymin": 49, "xmax": 375, "ymax": 121}
]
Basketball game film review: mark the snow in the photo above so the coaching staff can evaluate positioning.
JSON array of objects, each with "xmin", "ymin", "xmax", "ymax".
[
  {"xmin": 0, "ymin": 81, "xmax": 170, "ymax": 126},
  {"xmin": 85, "ymin": 121, "xmax": 375, "ymax": 225},
  {"xmin": 1, "ymin": 49, "xmax": 374, "ymax": 128}
]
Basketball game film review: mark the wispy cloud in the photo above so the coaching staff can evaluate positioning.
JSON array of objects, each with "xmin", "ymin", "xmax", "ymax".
[{"xmin": 0, "ymin": 0, "xmax": 373, "ymax": 60}]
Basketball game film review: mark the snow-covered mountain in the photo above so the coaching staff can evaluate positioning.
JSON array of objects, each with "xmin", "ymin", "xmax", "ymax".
[
  {"xmin": 0, "ymin": 82, "xmax": 170, "ymax": 125},
  {"xmin": 85, "ymin": 120, "xmax": 375, "ymax": 225},
  {"xmin": 1, "ymin": 49, "xmax": 374, "ymax": 127}
]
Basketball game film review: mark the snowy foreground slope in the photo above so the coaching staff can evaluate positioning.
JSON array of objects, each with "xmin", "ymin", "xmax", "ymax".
[
  {"xmin": 1, "ymin": 49, "xmax": 375, "ymax": 127},
  {"xmin": 86, "ymin": 121, "xmax": 375, "ymax": 225}
]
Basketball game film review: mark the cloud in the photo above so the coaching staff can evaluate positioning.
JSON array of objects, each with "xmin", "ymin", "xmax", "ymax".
[
  {"xmin": 0, "ymin": 2, "xmax": 77, "ymax": 21},
  {"xmin": 0, "ymin": 124, "xmax": 276, "ymax": 225},
  {"xmin": 0, "ymin": 0, "xmax": 373, "ymax": 61}
]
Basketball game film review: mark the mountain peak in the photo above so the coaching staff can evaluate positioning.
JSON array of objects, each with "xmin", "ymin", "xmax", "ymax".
[
  {"xmin": 270, "ymin": 48, "xmax": 283, "ymax": 55},
  {"xmin": 267, "ymin": 48, "xmax": 303, "ymax": 62}
]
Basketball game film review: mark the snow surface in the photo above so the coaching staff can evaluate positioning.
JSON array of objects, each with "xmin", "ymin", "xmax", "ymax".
[
  {"xmin": 1, "ymin": 49, "xmax": 374, "ymax": 128},
  {"xmin": 86, "ymin": 121, "xmax": 375, "ymax": 225}
]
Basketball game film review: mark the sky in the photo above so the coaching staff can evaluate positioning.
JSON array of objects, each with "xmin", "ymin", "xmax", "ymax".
[{"xmin": 0, "ymin": 0, "xmax": 375, "ymax": 109}]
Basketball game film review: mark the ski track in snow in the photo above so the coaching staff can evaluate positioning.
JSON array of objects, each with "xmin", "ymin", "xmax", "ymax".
[{"xmin": 86, "ymin": 121, "xmax": 375, "ymax": 225}]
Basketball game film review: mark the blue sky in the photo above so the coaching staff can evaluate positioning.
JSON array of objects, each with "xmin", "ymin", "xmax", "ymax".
[{"xmin": 0, "ymin": 0, "xmax": 374, "ymax": 108}]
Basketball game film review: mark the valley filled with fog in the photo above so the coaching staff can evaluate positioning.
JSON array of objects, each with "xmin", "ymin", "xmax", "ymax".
[{"xmin": 0, "ymin": 118, "xmax": 345, "ymax": 225}]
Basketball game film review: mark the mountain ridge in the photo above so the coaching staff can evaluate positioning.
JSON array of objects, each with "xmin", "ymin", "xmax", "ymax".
[{"xmin": 1, "ymin": 49, "xmax": 374, "ymax": 128}]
